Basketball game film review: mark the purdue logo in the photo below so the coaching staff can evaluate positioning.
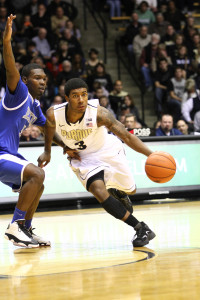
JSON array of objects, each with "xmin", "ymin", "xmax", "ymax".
[{"xmin": 61, "ymin": 128, "xmax": 92, "ymax": 141}]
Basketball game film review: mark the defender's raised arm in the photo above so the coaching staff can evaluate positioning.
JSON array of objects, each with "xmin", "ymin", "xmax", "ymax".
[{"xmin": 3, "ymin": 14, "xmax": 20, "ymax": 93}]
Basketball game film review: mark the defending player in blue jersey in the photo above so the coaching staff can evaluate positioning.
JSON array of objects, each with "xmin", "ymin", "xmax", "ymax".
[{"xmin": 1, "ymin": 15, "xmax": 55, "ymax": 248}]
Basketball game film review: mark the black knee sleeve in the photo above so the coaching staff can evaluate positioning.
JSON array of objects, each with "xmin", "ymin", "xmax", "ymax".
[{"xmin": 101, "ymin": 196, "xmax": 127, "ymax": 220}]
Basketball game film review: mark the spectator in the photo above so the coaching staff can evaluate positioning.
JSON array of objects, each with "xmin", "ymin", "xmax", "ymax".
[
  {"xmin": 31, "ymin": 4, "xmax": 52, "ymax": 37},
  {"xmin": 156, "ymin": 114, "xmax": 182, "ymax": 136},
  {"xmin": 57, "ymin": 40, "xmax": 73, "ymax": 64},
  {"xmin": 87, "ymin": 62, "xmax": 113, "ymax": 92},
  {"xmin": 89, "ymin": 84, "xmax": 109, "ymax": 100},
  {"xmin": 172, "ymin": 45, "xmax": 192, "ymax": 78},
  {"xmin": 194, "ymin": 111, "xmax": 200, "ymax": 132},
  {"xmin": 59, "ymin": 28, "xmax": 83, "ymax": 56},
  {"xmin": 56, "ymin": 60, "xmax": 78, "ymax": 87},
  {"xmin": 161, "ymin": 24, "xmax": 176, "ymax": 51},
  {"xmin": 140, "ymin": 33, "xmax": 161, "ymax": 91},
  {"xmin": 99, "ymin": 95, "xmax": 116, "ymax": 117},
  {"xmin": 133, "ymin": 25, "xmax": 151, "ymax": 70},
  {"xmin": 0, "ymin": 7, "xmax": 17, "ymax": 37},
  {"xmin": 182, "ymin": 90, "xmax": 200, "ymax": 124},
  {"xmin": 120, "ymin": 12, "xmax": 142, "ymax": 53},
  {"xmin": 182, "ymin": 16, "xmax": 197, "ymax": 42},
  {"xmin": 164, "ymin": 0, "xmax": 185, "ymax": 32},
  {"xmin": 32, "ymin": 27, "xmax": 52, "ymax": 61},
  {"xmin": 85, "ymin": 48, "xmax": 103, "ymax": 77},
  {"xmin": 181, "ymin": 78, "xmax": 198, "ymax": 107},
  {"xmin": 168, "ymin": 33, "xmax": 185, "ymax": 61},
  {"xmin": 51, "ymin": 6, "xmax": 69, "ymax": 38},
  {"xmin": 51, "ymin": 95, "xmax": 64, "ymax": 106},
  {"xmin": 136, "ymin": 0, "xmax": 158, "ymax": 12},
  {"xmin": 148, "ymin": 12, "xmax": 169, "ymax": 38},
  {"xmin": 20, "ymin": 127, "xmax": 32, "ymax": 142},
  {"xmin": 176, "ymin": 119, "xmax": 191, "ymax": 135},
  {"xmin": 46, "ymin": 52, "xmax": 63, "ymax": 81},
  {"xmin": 30, "ymin": 125, "xmax": 43, "ymax": 141},
  {"xmin": 47, "ymin": 0, "xmax": 78, "ymax": 21},
  {"xmin": 65, "ymin": 20, "xmax": 81, "ymax": 41},
  {"xmin": 71, "ymin": 53, "xmax": 87, "ymax": 79},
  {"xmin": 123, "ymin": 94, "xmax": 144, "ymax": 126},
  {"xmin": 106, "ymin": 0, "xmax": 121, "ymax": 19},
  {"xmin": 167, "ymin": 67, "xmax": 186, "ymax": 123},
  {"xmin": 154, "ymin": 58, "xmax": 173, "ymax": 117},
  {"xmin": 18, "ymin": 14, "xmax": 34, "ymax": 41},
  {"xmin": 136, "ymin": 1, "xmax": 155, "ymax": 26},
  {"xmin": 109, "ymin": 80, "xmax": 128, "ymax": 114},
  {"xmin": 125, "ymin": 113, "xmax": 142, "ymax": 131},
  {"xmin": 188, "ymin": 33, "xmax": 200, "ymax": 59},
  {"xmin": 24, "ymin": 40, "xmax": 40, "ymax": 64},
  {"xmin": 23, "ymin": 0, "xmax": 39, "ymax": 16}
]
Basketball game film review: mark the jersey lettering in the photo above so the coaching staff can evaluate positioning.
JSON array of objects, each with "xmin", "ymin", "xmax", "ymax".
[{"xmin": 61, "ymin": 128, "xmax": 92, "ymax": 141}]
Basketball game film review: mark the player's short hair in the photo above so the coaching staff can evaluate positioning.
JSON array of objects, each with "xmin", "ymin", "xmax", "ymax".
[
  {"xmin": 65, "ymin": 78, "xmax": 88, "ymax": 96},
  {"xmin": 21, "ymin": 63, "xmax": 43, "ymax": 77}
]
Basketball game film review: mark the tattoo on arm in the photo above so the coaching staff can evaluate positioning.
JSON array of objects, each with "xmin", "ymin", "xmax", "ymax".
[{"xmin": 97, "ymin": 106, "xmax": 128, "ymax": 139}]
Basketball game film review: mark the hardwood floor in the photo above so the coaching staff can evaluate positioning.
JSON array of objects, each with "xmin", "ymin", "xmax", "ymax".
[{"xmin": 0, "ymin": 201, "xmax": 200, "ymax": 299}]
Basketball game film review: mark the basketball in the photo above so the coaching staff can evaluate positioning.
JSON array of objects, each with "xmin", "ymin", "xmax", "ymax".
[{"xmin": 145, "ymin": 151, "xmax": 176, "ymax": 183}]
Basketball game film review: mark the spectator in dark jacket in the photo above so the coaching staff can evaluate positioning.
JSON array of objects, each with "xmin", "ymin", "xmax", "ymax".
[{"xmin": 156, "ymin": 114, "xmax": 183, "ymax": 136}]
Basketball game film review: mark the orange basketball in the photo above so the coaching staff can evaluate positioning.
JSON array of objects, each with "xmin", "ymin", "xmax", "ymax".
[{"xmin": 145, "ymin": 151, "xmax": 176, "ymax": 183}]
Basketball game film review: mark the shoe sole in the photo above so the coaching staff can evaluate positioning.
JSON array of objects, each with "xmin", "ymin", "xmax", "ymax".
[
  {"xmin": 4, "ymin": 234, "xmax": 39, "ymax": 248},
  {"xmin": 132, "ymin": 231, "xmax": 156, "ymax": 247}
]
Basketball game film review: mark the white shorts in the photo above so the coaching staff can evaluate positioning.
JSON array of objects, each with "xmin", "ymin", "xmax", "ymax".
[{"xmin": 70, "ymin": 135, "xmax": 136, "ymax": 193}]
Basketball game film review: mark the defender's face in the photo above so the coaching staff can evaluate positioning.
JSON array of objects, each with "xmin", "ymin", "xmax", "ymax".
[
  {"xmin": 24, "ymin": 69, "xmax": 47, "ymax": 99},
  {"xmin": 66, "ymin": 88, "xmax": 88, "ymax": 113}
]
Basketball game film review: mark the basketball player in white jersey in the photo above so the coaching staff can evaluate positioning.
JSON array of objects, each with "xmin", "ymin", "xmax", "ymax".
[
  {"xmin": 39, "ymin": 78, "xmax": 156, "ymax": 247},
  {"xmin": 1, "ymin": 15, "xmax": 55, "ymax": 248}
]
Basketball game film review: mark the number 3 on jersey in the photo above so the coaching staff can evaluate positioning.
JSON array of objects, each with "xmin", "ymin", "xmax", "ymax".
[{"xmin": 75, "ymin": 140, "xmax": 87, "ymax": 150}]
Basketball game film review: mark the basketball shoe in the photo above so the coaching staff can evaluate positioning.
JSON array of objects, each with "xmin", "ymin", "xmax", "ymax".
[
  {"xmin": 28, "ymin": 227, "xmax": 51, "ymax": 246},
  {"xmin": 108, "ymin": 188, "xmax": 133, "ymax": 213},
  {"xmin": 4, "ymin": 220, "xmax": 39, "ymax": 248},
  {"xmin": 132, "ymin": 222, "xmax": 156, "ymax": 247}
]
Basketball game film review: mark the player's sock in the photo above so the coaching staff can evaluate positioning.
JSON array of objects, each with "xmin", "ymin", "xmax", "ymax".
[
  {"xmin": 25, "ymin": 219, "xmax": 32, "ymax": 230},
  {"xmin": 11, "ymin": 207, "xmax": 26, "ymax": 223},
  {"xmin": 124, "ymin": 214, "xmax": 139, "ymax": 228}
]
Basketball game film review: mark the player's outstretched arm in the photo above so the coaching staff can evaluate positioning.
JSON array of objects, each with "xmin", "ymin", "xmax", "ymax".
[
  {"xmin": 97, "ymin": 106, "xmax": 153, "ymax": 157},
  {"xmin": 3, "ymin": 14, "xmax": 20, "ymax": 93},
  {"xmin": 38, "ymin": 107, "xmax": 56, "ymax": 168}
]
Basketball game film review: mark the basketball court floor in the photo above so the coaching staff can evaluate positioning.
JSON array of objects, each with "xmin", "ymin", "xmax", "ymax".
[{"xmin": 0, "ymin": 200, "xmax": 200, "ymax": 300}]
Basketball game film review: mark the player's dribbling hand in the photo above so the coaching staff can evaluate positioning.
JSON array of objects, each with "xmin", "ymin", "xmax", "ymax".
[
  {"xmin": 63, "ymin": 146, "xmax": 81, "ymax": 161},
  {"xmin": 37, "ymin": 151, "xmax": 51, "ymax": 168},
  {"xmin": 3, "ymin": 14, "xmax": 16, "ymax": 42}
]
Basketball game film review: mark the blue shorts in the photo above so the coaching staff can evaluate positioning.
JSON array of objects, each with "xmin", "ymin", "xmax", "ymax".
[{"xmin": 0, "ymin": 153, "xmax": 30, "ymax": 192}]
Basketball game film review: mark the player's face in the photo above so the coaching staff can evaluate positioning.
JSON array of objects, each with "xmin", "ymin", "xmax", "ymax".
[
  {"xmin": 66, "ymin": 88, "xmax": 88, "ymax": 113},
  {"xmin": 24, "ymin": 69, "xmax": 47, "ymax": 99}
]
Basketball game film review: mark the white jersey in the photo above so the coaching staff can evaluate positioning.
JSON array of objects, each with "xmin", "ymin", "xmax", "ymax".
[
  {"xmin": 53, "ymin": 99, "xmax": 107, "ymax": 156},
  {"xmin": 53, "ymin": 99, "xmax": 136, "ymax": 192}
]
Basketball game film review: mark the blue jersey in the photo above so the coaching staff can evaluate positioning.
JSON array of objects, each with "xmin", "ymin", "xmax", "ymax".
[{"xmin": 0, "ymin": 78, "xmax": 46, "ymax": 156}]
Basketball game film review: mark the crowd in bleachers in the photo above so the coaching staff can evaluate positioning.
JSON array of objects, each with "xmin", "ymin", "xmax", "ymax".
[{"xmin": 1, "ymin": 0, "xmax": 200, "ymax": 138}]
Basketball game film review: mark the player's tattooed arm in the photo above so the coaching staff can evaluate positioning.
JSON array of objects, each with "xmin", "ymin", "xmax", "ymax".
[
  {"xmin": 3, "ymin": 15, "xmax": 20, "ymax": 93},
  {"xmin": 97, "ymin": 106, "xmax": 152, "ymax": 157}
]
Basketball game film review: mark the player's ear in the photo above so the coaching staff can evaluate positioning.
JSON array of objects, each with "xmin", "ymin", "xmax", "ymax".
[
  {"xmin": 22, "ymin": 76, "xmax": 27, "ymax": 84},
  {"xmin": 65, "ymin": 95, "xmax": 69, "ymax": 103}
]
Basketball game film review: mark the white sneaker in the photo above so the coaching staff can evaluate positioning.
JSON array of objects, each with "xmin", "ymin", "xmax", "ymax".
[
  {"xmin": 4, "ymin": 220, "xmax": 39, "ymax": 248},
  {"xmin": 29, "ymin": 227, "xmax": 51, "ymax": 246}
]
